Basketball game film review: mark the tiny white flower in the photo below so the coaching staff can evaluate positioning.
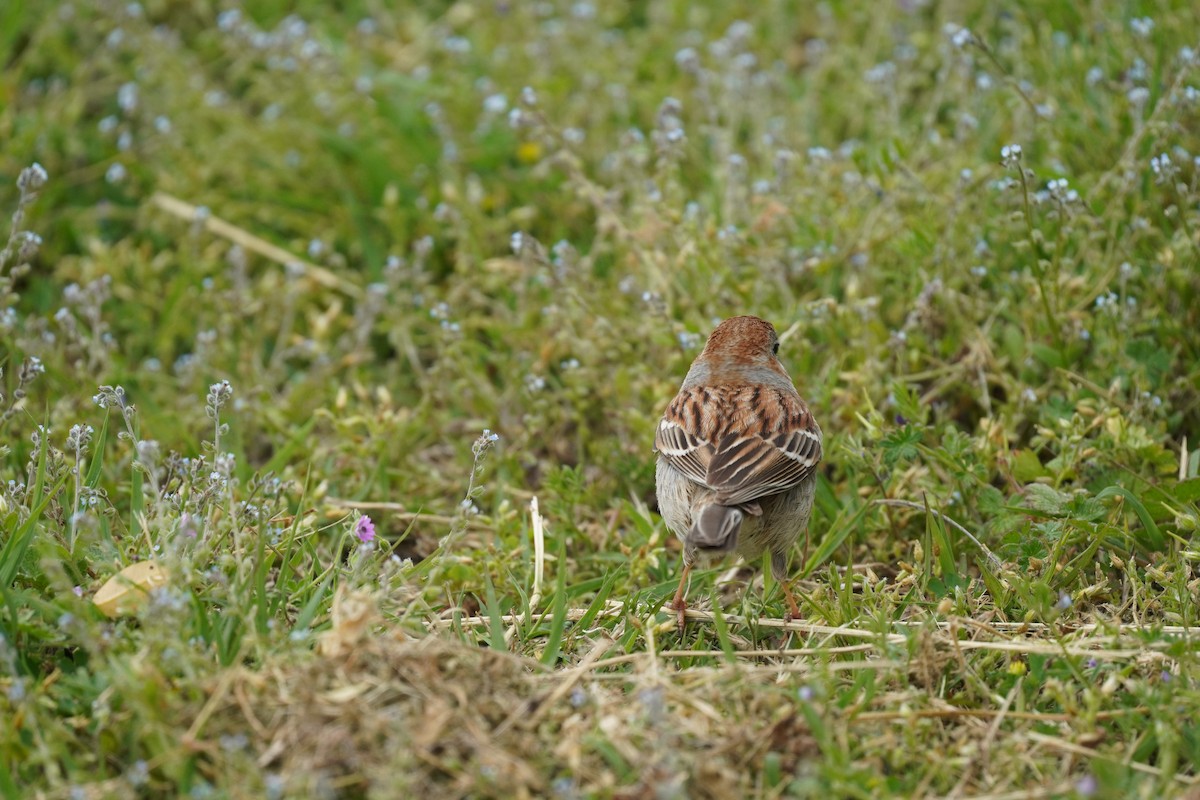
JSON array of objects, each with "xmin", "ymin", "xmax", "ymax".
[
  {"xmin": 1129, "ymin": 17, "xmax": 1154, "ymax": 37},
  {"xmin": 944, "ymin": 23, "xmax": 973, "ymax": 48},
  {"xmin": 117, "ymin": 82, "xmax": 138, "ymax": 113}
]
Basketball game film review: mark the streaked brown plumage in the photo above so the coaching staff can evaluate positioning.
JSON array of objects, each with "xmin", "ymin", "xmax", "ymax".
[{"xmin": 654, "ymin": 316, "xmax": 822, "ymax": 630}]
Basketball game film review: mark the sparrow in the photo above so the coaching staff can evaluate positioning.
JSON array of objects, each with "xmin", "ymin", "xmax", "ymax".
[{"xmin": 654, "ymin": 315, "xmax": 822, "ymax": 631}]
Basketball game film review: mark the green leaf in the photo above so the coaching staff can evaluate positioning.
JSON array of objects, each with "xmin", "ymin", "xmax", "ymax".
[
  {"xmin": 483, "ymin": 573, "xmax": 507, "ymax": 652},
  {"xmin": 1125, "ymin": 338, "xmax": 1171, "ymax": 385},
  {"xmin": 927, "ymin": 497, "xmax": 962, "ymax": 592},
  {"xmin": 1011, "ymin": 450, "xmax": 1049, "ymax": 482},
  {"xmin": 977, "ymin": 485, "xmax": 1005, "ymax": 515},
  {"xmin": 0, "ymin": 759, "xmax": 20, "ymax": 800},
  {"xmin": 31, "ymin": 424, "xmax": 47, "ymax": 506},
  {"xmin": 262, "ymin": 415, "xmax": 317, "ymax": 477},
  {"xmin": 803, "ymin": 501, "xmax": 871, "ymax": 577},
  {"xmin": 540, "ymin": 535, "xmax": 569, "ymax": 666},
  {"xmin": 85, "ymin": 410, "xmax": 110, "ymax": 489},
  {"xmin": 1023, "ymin": 484, "xmax": 1071, "ymax": 516},
  {"xmin": 1096, "ymin": 486, "xmax": 1166, "ymax": 552},
  {"xmin": 977, "ymin": 553, "xmax": 1011, "ymax": 610},
  {"xmin": 294, "ymin": 572, "xmax": 334, "ymax": 633},
  {"xmin": 889, "ymin": 381, "xmax": 925, "ymax": 426},
  {"xmin": 130, "ymin": 461, "xmax": 144, "ymax": 535},
  {"xmin": 0, "ymin": 474, "xmax": 69, "ymax": 589},
  {"xmin": 1031, "ymin": 343, "xmax": 1064, "ymax": 369},
  {"xmin": 576, "ymin": 572, "xmax": 617, "ymax": 632},
  {"xmin": 881, "ymin": 425, "xmax": 923, "ymax": 467},
  {"xmin": 710, "ymin": 594, "xmax": 736, "ymax": 663},
  {"xmin": 1172, "ymin": 477, "xmax": 1200, "ymax": 505},
  {"xmin": 1064, "ymin": 493, "xmax": 1106, "ymax": 522}
]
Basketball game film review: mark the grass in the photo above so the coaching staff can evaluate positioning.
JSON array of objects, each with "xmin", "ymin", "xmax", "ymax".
[{"xmin": 2, "ymin": 0, "xmax": 1200, "ymax": 797}]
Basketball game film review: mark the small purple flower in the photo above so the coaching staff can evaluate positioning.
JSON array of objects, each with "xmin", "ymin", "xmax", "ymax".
[
  {"xmin": 1161, "ymin": 670, "xmax": 1172, "ymax": 683},
  {"xmin": 1085, "ymin": 658, "xmax": 1097, "ymax": 669},
  {"xmin": 1075, "ymin": 774, "xmax": 1098, "ymax": 797},
  {"xmin": 354, "ymin": 514, "xmax": 376, "ymax": 543}
]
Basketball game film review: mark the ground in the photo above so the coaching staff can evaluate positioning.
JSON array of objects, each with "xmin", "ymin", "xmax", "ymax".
[{"xmin": 1, "ymin": 1, "xmax": 1200, "ymax": 798}]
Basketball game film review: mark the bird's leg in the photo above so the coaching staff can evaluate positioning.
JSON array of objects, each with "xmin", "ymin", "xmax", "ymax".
[
  {"xmin": 781, "ymin": 580, "xmax": 801, "ymax": 622},
  {"xmin": 771, "ymin": 550, "xmax": 802, "ymax": 622},
  {"xmin": 671, "ymin": 562, "xmax": 693, "ymax": 632}
]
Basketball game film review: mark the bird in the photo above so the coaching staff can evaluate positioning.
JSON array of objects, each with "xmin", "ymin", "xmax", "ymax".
[{"xmin": 654, "ymin": 315, "xmax": 822, "ymax": 631}]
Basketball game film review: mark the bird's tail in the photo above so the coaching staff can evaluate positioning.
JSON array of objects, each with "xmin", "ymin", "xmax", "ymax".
[{"xmin": 687, "ymin": 505, "xmax": 746, "ymax": 553}]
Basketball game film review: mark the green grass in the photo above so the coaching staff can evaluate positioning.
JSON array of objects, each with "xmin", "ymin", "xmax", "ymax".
[{"xmin": 2, "ymin": 0, "xmax": 1200, "ymax": 797}]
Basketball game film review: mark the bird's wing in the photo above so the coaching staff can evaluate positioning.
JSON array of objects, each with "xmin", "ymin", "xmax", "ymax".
[
  {"xmin": 705, "ymin": 424, "xmax": 822, "ymax": 506},
  {"xmin": 655, "ymin": 384, "xmax": 822, "ymax": 505},
  {"xmin": 655, "ymin": 414, "xmax": 715, "ymax": 489}
]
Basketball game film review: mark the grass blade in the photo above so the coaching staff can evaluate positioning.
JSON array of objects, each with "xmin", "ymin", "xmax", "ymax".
[
  {"xmin": 84, "ymin": 410, "xmax": 109, "ymax": 489},
  {"xmin": 802, "ymin": 501, "xmax": 871, "ymax": 577},
  {"xmin": 483, "ymin": 572, "xmax": 507, "ymax": 651},
  {"xmin": 1097, "ymin": 486, "xmax": 1167, "ymax": 552},
  {"xmin": 576, "ymin": 571, "xmax": 617, "ymax": 632},
  {"xmin": 540, "ymin": 536, "xmax": 569, "ymax": 666},
  {"xmin": 0, "ymin": 473, "xmax": 69, "ymax": 589}
]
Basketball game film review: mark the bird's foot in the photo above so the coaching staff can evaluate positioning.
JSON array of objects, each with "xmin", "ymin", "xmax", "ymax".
[
  {"xmin": 672, "ymin": 597, "xmax": 688, "ymax": 633},
  {"xmin": 782, "ymin": 583, "xmax": 802, "ymax": 623}
]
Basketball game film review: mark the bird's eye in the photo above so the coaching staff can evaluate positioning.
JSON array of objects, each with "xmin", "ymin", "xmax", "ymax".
[{"xmin": 772, "ymin": 341, "xmax": 780, "ymax": 355}]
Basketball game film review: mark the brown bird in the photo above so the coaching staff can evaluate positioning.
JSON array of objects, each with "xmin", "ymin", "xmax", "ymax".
[{"xmin": 654, "ymin": 316, "xmax": 822, "ymax": 631}]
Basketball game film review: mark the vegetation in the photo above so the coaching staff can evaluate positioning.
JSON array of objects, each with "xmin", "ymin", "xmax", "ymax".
[{"xmin": 2, "ymin": 1, "xmax": 1199, "ymax": 797}]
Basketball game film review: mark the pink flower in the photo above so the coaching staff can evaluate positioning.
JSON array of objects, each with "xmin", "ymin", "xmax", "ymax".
[{"xmin": 354, "ymin": 514, "xmax": 376, "ymax": 543}]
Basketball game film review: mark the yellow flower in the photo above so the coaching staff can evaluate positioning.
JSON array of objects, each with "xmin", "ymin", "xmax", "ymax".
[{"xmin": 517, "ymin": 141, "xmax": 543, "ymax": 163}]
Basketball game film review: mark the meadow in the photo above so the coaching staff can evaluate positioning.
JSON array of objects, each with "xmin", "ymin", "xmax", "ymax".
[{"xmin": 2, "ymin": 1, "xmax": 1200, "ymax": 797}]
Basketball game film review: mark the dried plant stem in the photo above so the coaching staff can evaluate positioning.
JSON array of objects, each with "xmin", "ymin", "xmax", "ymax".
[
  {"xmin": 151, "ymin": 192, "xmax": 360, "ymax": 297},
  {"xmin": 1026, "ymin": 731, "xmax": 1198, "ymax": 785}
]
